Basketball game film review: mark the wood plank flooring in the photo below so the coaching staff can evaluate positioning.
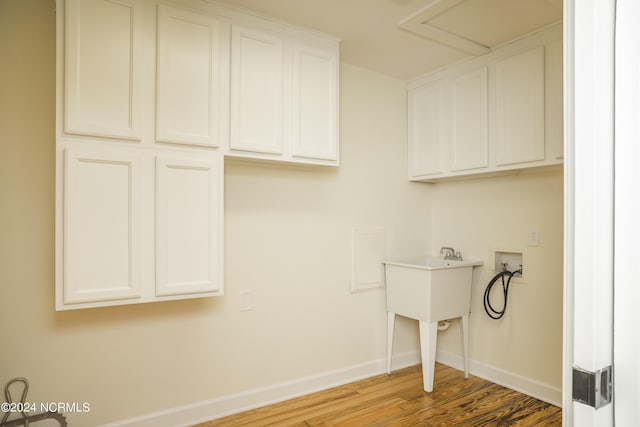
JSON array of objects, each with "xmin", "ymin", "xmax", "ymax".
[{"xmin": 193, "ymin": 363, "xmax": 562, "ymax": 426}]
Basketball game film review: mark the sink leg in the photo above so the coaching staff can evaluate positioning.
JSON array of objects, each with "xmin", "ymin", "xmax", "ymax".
[
  {"xmin": 461, "ymin": 314, "xmax": 469, "ymax": 379},
  {"xmin": 387, "ymin": 312, "xmax": 395, "ymax": 374},
  {"xmin": 419, "ymin": 320, "xmax": 438, "ymax": 392}
]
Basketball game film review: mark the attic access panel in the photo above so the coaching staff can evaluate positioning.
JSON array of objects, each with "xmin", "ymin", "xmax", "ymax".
[{"xmin": 399, "ymin": 0, "xmax": 562, "ymax": 55}]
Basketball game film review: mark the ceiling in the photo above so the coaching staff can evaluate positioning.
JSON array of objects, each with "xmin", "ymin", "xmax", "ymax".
[{"xmin": 219, "ymin": 0, "xmax": 562, "ymax": 80}]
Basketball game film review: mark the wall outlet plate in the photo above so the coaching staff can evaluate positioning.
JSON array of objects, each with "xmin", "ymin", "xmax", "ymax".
[
  {"xmin": 239, "ymin": 289, "xmax": 252, "ymax": 311},
  {"xmin": 528, "ymin": 230, "xmax": 540, "ymax": 246}
]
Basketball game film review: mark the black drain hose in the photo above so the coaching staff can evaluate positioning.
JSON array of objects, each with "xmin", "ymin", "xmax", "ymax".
[{"xmin": 483, "ymin": 268, "xmax": 522, "ymax": 319}]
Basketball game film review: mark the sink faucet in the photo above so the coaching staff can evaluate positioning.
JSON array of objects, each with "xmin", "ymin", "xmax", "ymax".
[{"xmin": 440, "ymin": 246, "xmax": 463, "ymax": 261}]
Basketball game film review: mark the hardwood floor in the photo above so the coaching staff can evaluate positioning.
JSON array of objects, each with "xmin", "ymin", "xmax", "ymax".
[{"xmin": 193, "ymin": 363, "xmax": 562, "ymax": 426}]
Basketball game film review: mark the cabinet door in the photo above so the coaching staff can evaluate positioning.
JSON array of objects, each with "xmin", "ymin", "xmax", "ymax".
[
  {"xmin": 494, "ymin": 46, "xmax": 545, "ymax": 166},
  {"xmin": 408, "ymin": 81, "xmax": 446, "ymax": 177},
  {"xmin": 450, "ymin": 68, "xmax": 488, "ymax": 171},
  {"xmin": 64, "ymin": 0, "xmax": 142, "ymax": 140},
  {"xmin": 156, "ymin": 5, "xmax": 223, "ymax": 147},
  {"xmin": 291, "ymin": 43, "xmax": 339, "ymax": 161},
  {"xmin": 546, "ymin": 39, "xmax": 564, "ymax": 161},
  {"xmin": 230, "ymin": 26, "xmax": 283, "ymax": 154},
  {"xmin": 156, "ymin": 155, "xmax": 223, "ymax": 296},
  {"xmin": 63, "ymin": 149, "xmax": 142, "ymax": 304}
]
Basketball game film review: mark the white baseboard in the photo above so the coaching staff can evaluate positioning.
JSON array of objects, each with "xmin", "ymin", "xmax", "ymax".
[
  {"xmin": 102, "ymin": 351, "xmax": 419, "ymax": 427},
  {"xmin": 435, "ymin": 349, "xmax": 562, "ymax": 407},
  {"xmin": 103, "ymin": 349, "xmax": 560, "ymax": 427}
]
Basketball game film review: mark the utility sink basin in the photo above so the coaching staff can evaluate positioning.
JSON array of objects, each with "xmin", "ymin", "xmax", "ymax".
[
  {"xmin": 383, "ymin": 256, "xmax": 482, "ymax": 321},
  {"xmin": 384, "ymin": 255, "xmax": 482, "ymax": 270},
  {"xmin": 383, "ymin": 255, "xmax": 482, "ymax": 392}
]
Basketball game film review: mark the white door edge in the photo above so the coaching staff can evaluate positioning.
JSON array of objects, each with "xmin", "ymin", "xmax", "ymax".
[{"xmin": 613, "ymin": 0, "xmax": 640, "ymax": 425}]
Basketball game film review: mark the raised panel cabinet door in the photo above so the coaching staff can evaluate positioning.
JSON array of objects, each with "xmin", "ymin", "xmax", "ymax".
[
  {"xmin": 156, "ymin": 156, "xmax": 223, "ymax": 296},
  {"xmin": 62, "ymin": 149, "xmax": 142, "ymax": 305},
  {"xmin": 230, "ymin": 25, "xmax": 284, "ymax": 154},
  {"xmin": 450, "ymin": 67, "xmax": 488, "ymax": 171},
  {"xmin": 156, "ymin": 5, "xmax": 223, "ymax": 147},
  {"xmin": 408, "ymin": 81, "xmax": 446, "ymax": 177},
  {"xmin": 64, "ymin": 0, "xmax": 142, "ymax": 140},
  {"xmin": 291, "ymin": 43, "xmax": 339, "ymax": 161},
  {"xmin": 494, "ymin": 46, "xmax": 545, "ymax": 166}
]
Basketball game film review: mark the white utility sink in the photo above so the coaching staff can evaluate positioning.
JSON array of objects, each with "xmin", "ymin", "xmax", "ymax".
[{"xmin": 383, "ymin": 255, "xmax": 483, "ymax": 392}]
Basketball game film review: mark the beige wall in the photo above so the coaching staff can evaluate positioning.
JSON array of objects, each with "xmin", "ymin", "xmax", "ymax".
[
  {"xmin": 431, "ymin": 171, "xmax": 564, "ymax": 389},
  {"xmin": 0, "ymin": 1, "xmax": 562, "ymax": 425}
]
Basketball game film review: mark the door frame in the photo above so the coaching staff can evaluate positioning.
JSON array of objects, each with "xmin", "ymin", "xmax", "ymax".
[{"xmin": 563, "ymin": 0, "xmax": 615, "ymax": 425}]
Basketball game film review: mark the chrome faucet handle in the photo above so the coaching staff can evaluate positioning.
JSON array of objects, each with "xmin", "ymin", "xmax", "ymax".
[{"xmin": 440, "ymin": 246, "xmax": 456, "ymax": 259}]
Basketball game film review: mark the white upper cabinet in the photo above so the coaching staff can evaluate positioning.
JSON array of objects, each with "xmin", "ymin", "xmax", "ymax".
[
  {"xmin": 57, "ymin": 144, "xmax": 224, "ymax": 311},
  {"xmin": 56, "ymin": 0, "xmax": 340, "ymax": 309},
  {"xmin": 64, "ymin": 0, "xmax": 143, "ymax": 140},
  {"xmin": 156, "ymin": 5, "xmax": 225, "ymax": 148},
  {"xmin": 230, "ymin": 25, "xmax": 284, "ymax": 155},
  {"xmin": 408, "ymin": 67, "xmax": 488, "ymax": 180},
  {"xmin": 407, "ymin": 24, "xmax": 562, "ymax": 182},
  {"xmin": 61, "ymin": 148, "xmax": 143, "ymax": 306},
  {"xmin": 228, "ymin": 23, "xmax": 340, "ymax": 165},
  {"xmin": 155, "ymin": 155, "xmax": 223, "ymax": 297},
  {"xmin": 494, "ymin": 46, "xmax": 545, "ymax": 166},
  {"xmin": 60, "ymin": 0, "xmax": 339, "ymax": 165},
  {"xmin": 408, "ymin": 81, "xmax": 445, "ymax": 177},
  {"xmin": 450, "ymin": 67, "xmax": 488, "ymax": 172},
  {"xmin": 291, "ymin": 43, "xmax": 339, "ymax": 161}
]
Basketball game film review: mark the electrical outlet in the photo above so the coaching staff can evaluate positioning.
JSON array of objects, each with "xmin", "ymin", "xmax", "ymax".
[
  {"xmin": 239, "ymin": 290, "xmax": 252, "ymax": 311},
  {"xmin": 528, "ymin": 230, "xmax": 540, "ymax": 247}
]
